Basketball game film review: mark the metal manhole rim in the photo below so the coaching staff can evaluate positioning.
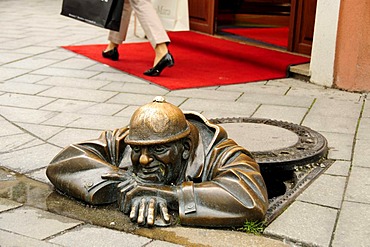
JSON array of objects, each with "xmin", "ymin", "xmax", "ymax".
[{"xmin": 210, "ymin": 117, "xmax": 328, "ymax": 170}]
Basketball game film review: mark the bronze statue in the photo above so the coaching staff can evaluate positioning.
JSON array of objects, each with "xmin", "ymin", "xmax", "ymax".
[{"xmin": 46, "ymin": 97, "xmax": 268, "ymax": 227}]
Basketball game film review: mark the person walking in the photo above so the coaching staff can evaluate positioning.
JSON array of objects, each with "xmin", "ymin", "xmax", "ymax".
[{"xmin": 102, "ymin": 0, "xmax": 174, "ymax": 76}]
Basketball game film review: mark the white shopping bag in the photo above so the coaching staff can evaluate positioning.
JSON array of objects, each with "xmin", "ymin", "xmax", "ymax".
[{"xmin": 152, "ymin": 0, "xmax": 189, "ymax": 31}]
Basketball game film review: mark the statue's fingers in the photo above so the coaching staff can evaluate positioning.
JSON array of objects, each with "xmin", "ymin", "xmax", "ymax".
[
  {"xmin": 137, "ymin": 198, "xmax": 146, "ymax": 225},
  {"xmin": 120, "ymin": 182, "xmax": 137, "ymax": 213},
  {"xmin": 159, "ymin": 201, "xmax": 170, "ymax": 223},
  {"xmin": 147, "ymin": 198, "xmax": 156, "ymax": 226},
  {"xmin": 101, "ymin": 173, "xmax": 120, "ymax": 180},
  {"xmin": 129, "ymin": 199, "xmax": 139, "ymax": 222}
]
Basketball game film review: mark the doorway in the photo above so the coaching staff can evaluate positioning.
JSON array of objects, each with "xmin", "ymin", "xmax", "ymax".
[{"xmin": 188, "ymin": 0, "xmax": 317, "ymax": 56}]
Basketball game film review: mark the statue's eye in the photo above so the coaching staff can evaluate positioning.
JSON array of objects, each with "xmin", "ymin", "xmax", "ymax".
[
  {"xmin": 131, "ymin": 146, "xmax": 141, "ymax": 152},
  {"xmin": 152, "ymin": 145, "xmax": 166, "ymax": 153}
]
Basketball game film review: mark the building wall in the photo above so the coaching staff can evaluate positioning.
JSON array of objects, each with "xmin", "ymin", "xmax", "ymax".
[
  {"xmin": 309, "ymin": 0, "xmax": 341, "ymax": 87},
  {"xmin": 334, "ymin": 0, "xmax": 370, "ymax": 92}
]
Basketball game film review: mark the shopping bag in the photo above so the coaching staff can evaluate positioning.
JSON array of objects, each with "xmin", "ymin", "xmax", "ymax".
[
  {"xmin": 61, "ymin": 0, "xmax": 124, "ymax": 31},
  {"xmin": 152, "ymin": 0, "xmax": 190, "ymax": 31}
]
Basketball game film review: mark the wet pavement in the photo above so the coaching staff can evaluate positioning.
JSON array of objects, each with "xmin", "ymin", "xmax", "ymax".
[{"xmin": 1, "ymin": 0, "xmax": 370, "ymax": 246}]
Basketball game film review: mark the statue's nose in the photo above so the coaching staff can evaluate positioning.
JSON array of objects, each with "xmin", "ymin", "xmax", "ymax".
[{"xmin": 139, "ymin": 149, "xmax": 153, "ymax": 166}]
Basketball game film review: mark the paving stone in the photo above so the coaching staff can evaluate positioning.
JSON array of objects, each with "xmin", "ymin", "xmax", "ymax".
[
  {"xmin": 286, "ymin": 85, "xmax": 362, "ymax": 101},
  {"xmin": 357, "ymin": 117, "xmax": 370, "ymax": 140},
  {"xmin": 101, "ymin": 81, "xmax": 169, "ymax": 95},
  {"xmin": 34, "ymin": 50, "xmax": 77, "ymax": 60},
  {"xmin": 167, "ymin": 88, "xmax": 241, "ymax": 101},
  {"xmin": 218, "ymin": 83, "xmax": 288, "ymax": 95},
  {"xmin": 0, "ymin": 198, "xmax": 22, "ymax": 212},
  {"xmin": 40, "ymin": 99, "xmax": 97, "ymax": 113},
  {"xmin": 39, "ymin": 86, "xmax": 118, "ymax": 102},
  {"xmin": 0, "ymin": 52, "xmax": 31, "ymax": 64},
  {"xmin": 180, "ymin": 98, "xmax": 259, "ymax": 116},
  {"xmin": 264, "ymin": 201, "xmax": 337, "ymax": 247},
  {"xmin": 344, "ymin": 166, "xmax": 370, "ymax": 204},
  {"xmin": 252, "ymin": 105, "xmax": 308, "ymax": 124},
  {"xmin": 331, "ymin": 201, "xmax": 370, "ymax": 247},
  {"xmin": 3, "ymin": 57, "xmax": 58, "ymax": 70},
  {"xmin": 159, "ymin": 227, "xmax": 288, "ymax": 247},
  {"xmin": 0, "ymin": 67, "xmax": 28, "ymax": 81},
  {"xmin": 107, "ymin": 93, "xmax": 165, "ymax": 106},
  {"xmin": 321, "ymin": 132, "xmax": 354, "ymax": 161},
  {"xmin": 0, "ymin": 229, "xmax": 59, "ymax": 247},
  {"xmin": 0, "ymin": 82, "xmax": 51, "ymax": 95},
  {"xmin": 0, "ymin": 106, "xmax": 58, "ymax": 124},
  {"xmin": 0, "ymin": 143, "xmax": 62, "ymax": 173},
  {"xmin": 26, "ymin": 167, "xmax": 51, "ymax": 184},
  {"xmin": 146, "ymin": 240, "xmax": 184, "ymax": 247},
  {"xmin": 16, "ymin": 123, "xmax": 64, "ymax": 140},
  {"xmin": 309, "ymin": 98, "xmax": 362, "ymax": 118},
  {"xmin": 303, "ymin": 114, "xmax": 358, "ymax": 135},
  {"xmin": 0, "ymin": 133, "xmax": 36, "ymax": 153},
  {"xmin": 114, "ymin": 105, "xmax": 141, "ymax": 118},
  {"xmin": 237, "ymin": 93, "xmax": 315, "ymax": 108},
  {"xmin": 352, "ymin": 138, "xmax": 370, "ymax": 168},
  {"xmin": 47, "ymin": 128, "xmax": 102, "ymax": 148},
  {"xmin": 49, "ymin": 225, "xmax": 151, "ymax": 247},
  {"xmin": 91, "ymin": 72, "xmax": 148, "ymax": 83},
  {"xmin": 324, "ymin": 160, "xmax": 351, "ymax": 177},
  {"xmin": 0, "ymin": 207, "xmax": 82, "ymax": 240},
  {"xmin": 0, "ymin": 93, "xmax": 55, "ymax": 109},
  {"xmin": 297, "ymin": 174, "xmax": 346, "ymax": 209},
  {"xmin": 13, "ymin": 46, "xmax": 56, "ymax": 55},
  {"xmin": 67, "ymin": 115, "xmax": 130, "ymax": 130},
  {"xmin": 37, "ymin": 76, "xmax": 110, "ymax": 89},
  {"xmin": 0, "ymin": 120, "xmax": 24, "ymax": 137},
  {"xmin": 31, "ymin": 67, "xmax": 99, "ymax": 79},
  {"xmin": 50, "ymin": 58, "xmax": 97, "ymax": 70},
  {"xmin": 82, "ymin": 102, "xmax": 126, "ymax": 116},
  {"xmin": 7, "ymin": 74, "xmax": 48, "ymax": 84}
]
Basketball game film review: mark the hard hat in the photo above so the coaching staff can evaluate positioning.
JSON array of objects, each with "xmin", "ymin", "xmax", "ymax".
[{"xmin": 125, "ymin": 96, "xmax": 190, "ymax": 145}]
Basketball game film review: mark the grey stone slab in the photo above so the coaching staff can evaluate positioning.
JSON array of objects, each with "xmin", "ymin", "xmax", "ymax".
[
  {"xmin": 0, "ymin": 143, "xmax": 62, "ymax": 173},
  {"xmin": 179, "ymin": 98, "xmax": 260, "ymax": 117},
  {"xmin": 12, "ymin": 46, "xmax": 56, "ymax": 55},
  {"xmin": 0, "ymin": 67, "xmax": 28, "ymax": 81},
  {"xmin": 41, "ymin": 112, "xmax": 85, "ymax": 127},
  {"xmin": 101, "ymin": 81, "xmax": 169, "ymax": 95},
  {"xmin": 50, "ymin": 58, "xmax": 97, "ymax": 70},
  {"xmin": 265, "ymin": 201, "xmax": 337, "ymax": 247},
  {"xmin": 352, "ymin": 138, "xmax": 370, "ymax": 168},
  {"xmin": 0, "ymin": 52, "xmax": 31, "ymax": 64},
  {"xmin": 34, "ymin": 50, "xmax": 77, "ymax": 60},
  {"xmin": 40, "ymin": 99, "xmax": 97, "ymax": 113},
  {"xmin": 3, "ymin": 57, "xmax": 58, "ymax": 70},
  {"xmin": 0, "ymin": 198, "xmax": 22, "ymax": 212},
  {"xmin": 252, "ymin": 105, "xmax": 308, "ymax": 124},
  {"xmin": 7, "ymin": 74, "xmax": 48, "ymax": 84},
  {"xmin": 303, "ymin": 115, "xmax": 358, "ymax": 135},
  {"xmin": 82, "ymin": 102, "xmax": 126, "ymax": 116},
  {"xmin": 309, "ymin": 98, "xmax": 363, "ymax": 118},
  {"xmin": 37, "ymin": 76, "xmax": 110, "ymax": 89},
  {"xmin": 16, "ymin": 123, "xmax": 63, "ymax": 140},
  {"xmin": 0, "ymin": 82, "xmax": 51, "ymax": 95},
  {"xmin": 237, "ymin": 93, "xmax": 315, "ymax": 108},
  {"xmin": 345, "ymin": 166, "xmax": 370, "ymax": 204},
  {"xmin": 67, "ymin": 115, "xmax": 130, "ymax": 130},
  {"xmin": 0, "ymin": 120, "xmax": 24, "ymax": 137},
  {"xmin": 26, "ymin": 167, "xmax": 51, "ymax": 184},
  {"xmin": 146, "ymin": 240, "xmax": 184, "ymax": 247},
  {"xmin": 107, "ymin": 93, "xmax": 165, "ymax": 106},
  {"xmin": 31, "ymin": 67, "xmax": 99, "ymax": 79},
  {"xmin": 0, "ymin": 93, "xmax": 55, "ymax": 109},
  {"xmin": 0, "ymin": 229, "xmax": 59, "ymax": 247},
  {"xmin": 114, "ymin": 105, "xmax": 141, "ymax": 118},
  {"xmin": 324, "ymin": 160, "xmax": 351, "ymax": 177},
  {"xmin": 331, "ymin": 201, "xmax": 370, "ymax": 247},
  {"xmin": 159, "ymin": 227, "xmax": 288, "ymax": 247},
  {"xmin": 91, "ymin": 71, "xmax": 148, "ymax": 83},
  {"xmin": 0, "ymin": 207, "xmax": 82, "ymax": 240},
  {"xmin": 85, "ymin": 63, "xmax": 125, "ymax": 73},
  {"xmin": 0, "ymin": 106, "xmax": 58, "ymax": 124},
  {"xmin": 218, "ymin": 82, "xmax": 288, "ymax": 95},
  {"xmin": 0, "ymin": 133, "xmax": 36, "ymax": 153},
  {"xmin": 357, "ymin": 117, "xmax": 370, "ymax": 140},
  {"xmin": 167, "ymin": 88, "xmax": 241, "ymax": 101},
  {"xmin": 47, "ymin": 128, "xmax": 102, "ymax": 148},
  {"xmin": 49, "ymin": 225, "xmax": 151, "ymax": 247},
  {"xmin": 39, "ymin": 86, "xmax": 117, "ymax": 102},
  {"xmin": 297, "ymin": 174, "xmax": 346, "ymax": 209},
  {"xmin": 321, "ymin": 132, "xmax": 354, "ymax": 161}
]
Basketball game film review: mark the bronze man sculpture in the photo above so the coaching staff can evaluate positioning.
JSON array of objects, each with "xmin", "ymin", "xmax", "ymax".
[{"xmin": 46, "ymin": 97, "xmax": 268, "ymax": 227}]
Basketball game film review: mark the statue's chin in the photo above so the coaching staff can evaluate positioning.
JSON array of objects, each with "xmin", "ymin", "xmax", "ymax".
[{"xmin": 136, "ymin": 171, "xmax": 166, "ymax": 185}]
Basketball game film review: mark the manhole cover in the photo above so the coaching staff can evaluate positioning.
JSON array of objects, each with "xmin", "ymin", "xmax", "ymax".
[{"xmin": 210, "ymin": 117, "xmax": 328, "ymax": 171}]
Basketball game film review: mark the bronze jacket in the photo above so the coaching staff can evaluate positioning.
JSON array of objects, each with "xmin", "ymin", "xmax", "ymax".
[{"xmin": 47, "ymin": 112, "xmax": 268, "ymax": 227}]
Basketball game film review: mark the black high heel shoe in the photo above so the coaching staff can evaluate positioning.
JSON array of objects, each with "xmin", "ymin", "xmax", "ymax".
[
  {"xmin": 102, "ymin": 47, "xmax": 119, "ymax": 61},
  {"xmin": 144, "ymin": 53, "xmax": 174, "ymax": 76}
]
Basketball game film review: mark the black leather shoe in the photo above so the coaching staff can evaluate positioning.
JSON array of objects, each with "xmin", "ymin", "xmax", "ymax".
[
  {"xmin": 144, "ymin": 53, "xmax": 174, "ymax": 76},
  {"xmin": 102, "ymin": 47, "xmax": 119, "ymax": 61}
]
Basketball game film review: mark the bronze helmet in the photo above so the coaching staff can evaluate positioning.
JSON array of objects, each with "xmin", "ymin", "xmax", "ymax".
[{"xmin": 125, "ymin": 96, "xmax": 190, "ymax": 145}]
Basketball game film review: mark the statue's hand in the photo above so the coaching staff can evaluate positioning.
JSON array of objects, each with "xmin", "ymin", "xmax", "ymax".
[
  {"xmin": 101, "ymin": 170, "xmax": 131, "ymax": 181},
  {"xmin": 121, "ymin": 184, "xmax": 178, "ymax": 226},
  {"xmin": 128, "ymin": 196, "xmax": 170, "ymax": 226}
]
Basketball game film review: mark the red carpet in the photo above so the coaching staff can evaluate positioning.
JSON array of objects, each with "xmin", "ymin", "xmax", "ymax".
[
  {"xmin": 220, "ymin": 27, "xmax": 289, "ymax": 48},
  {"xmin": 63, "ymin": 31, "xmax": 309, "ymax": 90}
]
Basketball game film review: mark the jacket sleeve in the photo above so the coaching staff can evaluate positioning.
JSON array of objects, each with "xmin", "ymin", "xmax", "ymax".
[
  {"xmin": 177, "ymin": 139, "xmax": 269, "ymax": 227},
  {"xmin": 46, "ymin": 128, "xmax": 130, "ymax": 205}
]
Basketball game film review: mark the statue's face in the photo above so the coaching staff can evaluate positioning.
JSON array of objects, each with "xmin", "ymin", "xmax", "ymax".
[{"xmin": 130, "ymin": 140, "xmax": 187, "ymax": 185}]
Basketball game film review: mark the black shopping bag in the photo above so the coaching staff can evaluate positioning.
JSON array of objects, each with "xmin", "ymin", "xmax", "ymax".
[{"xmin": 61, "ymin": 0, "xmax": 124, "ymax": 31}]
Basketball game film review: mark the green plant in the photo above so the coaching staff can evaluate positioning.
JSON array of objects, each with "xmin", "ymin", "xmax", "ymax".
[{"xmin": 238, "ymin": 220, "xmax": 266, "ymax": 235}]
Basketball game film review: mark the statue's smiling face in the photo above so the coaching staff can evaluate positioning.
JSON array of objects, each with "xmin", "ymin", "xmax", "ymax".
[{"xmin": 130, "ymin": 140, "xmax": 186, "ymax": 185}]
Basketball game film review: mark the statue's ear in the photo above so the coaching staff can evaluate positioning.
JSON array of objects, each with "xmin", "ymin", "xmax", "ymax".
[{"xmin": 182, "ymin": 138, "xmax": 191, "ymax": 160}]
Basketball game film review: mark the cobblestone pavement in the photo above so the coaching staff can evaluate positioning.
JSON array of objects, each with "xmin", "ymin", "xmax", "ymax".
[{"xmin": 0, "ymin": 0, "xmax": 369, "ymax": 246}]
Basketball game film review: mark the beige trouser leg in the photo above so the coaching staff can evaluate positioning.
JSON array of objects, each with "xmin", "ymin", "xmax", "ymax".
[{"xmin": 108, "ymin": 0, "xmax": 170, "ymax": 48}]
